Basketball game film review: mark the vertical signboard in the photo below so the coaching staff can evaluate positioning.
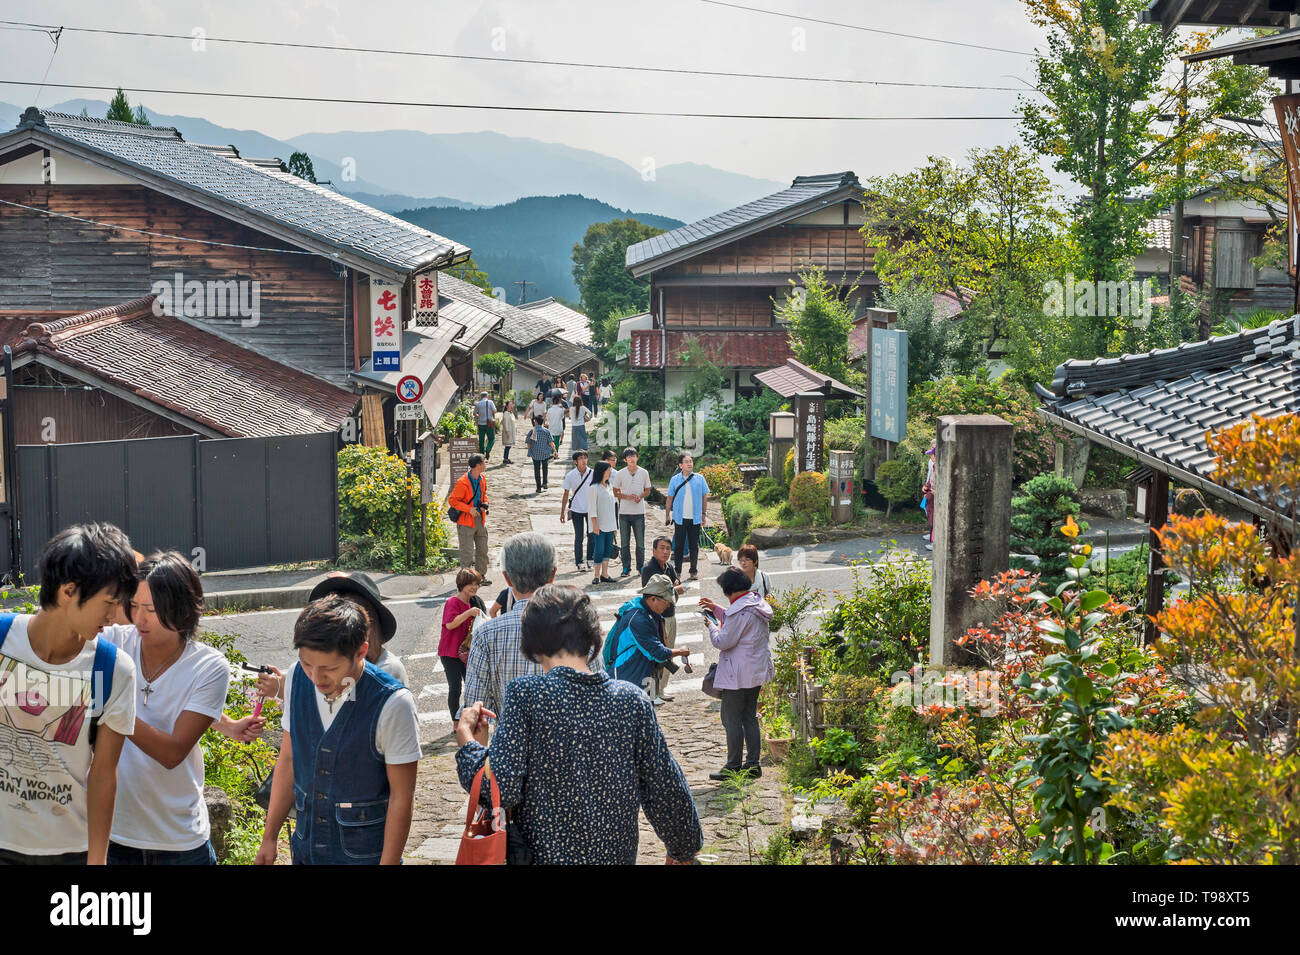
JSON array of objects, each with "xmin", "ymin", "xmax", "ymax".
[
  {"xmin": 370, "ymin": 277, "xmax": 402, "ymax": 372},
  {"xmin": 448, "ymin": 437, "xmax": 478, "ymax": 488},
  {"xmin": 420, "ymin": 432, "xmax": 437, "ymax": 505},
  {"xmin": 828, "ymin": 449, "xmax": 855, "ymax": 523},
  {"xmin": 413, "ymin": 272, "xmax": 438, "ymax": 325},
  {"xmin": 870, "ymin": 328, "xmax": 908, "ymax": 443},
  {"xmin": 794, "ymin": 394, "xmax": 825, "ymax": 475},
  {"xmin": 1274, "ymin": 93, "xmax": 1300, "ymax": 279}
]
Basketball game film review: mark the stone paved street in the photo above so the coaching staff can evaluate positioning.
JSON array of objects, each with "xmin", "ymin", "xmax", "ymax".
[{"xmin": 402, "ymin": 408, "xmax": 790, "ymax": 864}]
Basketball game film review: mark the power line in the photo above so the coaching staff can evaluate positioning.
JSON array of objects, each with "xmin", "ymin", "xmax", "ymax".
[
  {"xmin": 0, "ymin": 196, "xmax": 320, "ymax": 255},
  {"xmin": 696, "ymin": 0, "xmax": 1036, "ymax": 57},
  {"xmin": 0, "ymin": 79, "xmax": 1019, "ymax": 120},
  {"xmin": 0, "ymin": 18, "xmax": 1028, "ymax": 92}
]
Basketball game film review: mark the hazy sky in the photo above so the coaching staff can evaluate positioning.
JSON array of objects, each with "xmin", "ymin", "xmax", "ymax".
[{"xmin": 0, "ymin": 0, "xmax": 1215, "ymax": 184}]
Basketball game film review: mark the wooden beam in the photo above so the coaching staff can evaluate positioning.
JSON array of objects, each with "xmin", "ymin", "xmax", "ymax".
[
  {"xmin": 1239, "ymin": 0, "xmax": 1262, "ymax": 24},
  {"xmin": 1143, "ymin": 472, "xmax": 1171, "ymax": 645}
]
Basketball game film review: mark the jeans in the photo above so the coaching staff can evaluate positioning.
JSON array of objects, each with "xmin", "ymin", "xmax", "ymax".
[
  {"xmin": 591, "ymin": 530, "xmax": 615, "ymax": 565},
  {"xmin": 0, "ymin": 847, "xmax": 86, "ymax": 865},
  {"xmin": 108, "ymin": 839, "xmax": 217, "ymax": 865},
  {"xmin": 477, "ymin": 424, "xmax": 496, "ymax": 456},
  {"xmin": 442, "ymin": 656, "xmax": 466, "ymax": 719},
  {"xmin": 502, "ymin": 444, "xmax": 511, "ymax": 463},
  {"xmin": 589, "ymin": 395, "xmax": 599, "ymax": 416},
  {"xmin": 570, "ymin": 510, "xmax": 588, "ymax": 564},
  {"xmin": 672, "ymin": 518, "xmax": 701, "ymax": 575},
  {"xmin": 533, "ymin": 458, "xmax": 549, "ymax": 491},
  {"xmin": 618, "ymin": 513, "xmax": 645, "ymax": 574},
  {"xmin": 719, "ymin": 685, "xmax": 762, "ymax": 770}
]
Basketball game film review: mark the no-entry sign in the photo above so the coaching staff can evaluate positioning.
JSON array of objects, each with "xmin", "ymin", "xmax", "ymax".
[{"xmin": 396, "ymin": 375, "xmax": 423, "ymax": 404}]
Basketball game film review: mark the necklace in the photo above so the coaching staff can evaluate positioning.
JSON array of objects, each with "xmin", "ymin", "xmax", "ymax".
[{"xmin": 140, "ymin": 641, "xmax": 184, "ymax": 704}]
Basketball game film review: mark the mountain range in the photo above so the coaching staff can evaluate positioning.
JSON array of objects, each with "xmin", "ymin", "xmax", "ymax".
[{"xmin": 0, "ymin": 98, "xmax": 776, "ymax": 299}]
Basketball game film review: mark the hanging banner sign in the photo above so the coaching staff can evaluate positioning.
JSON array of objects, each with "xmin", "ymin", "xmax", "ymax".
[
  {"xmin": 370, "ymin": 277, "xmax": 402, "ymax": 372},
  {"xmin": 413, "ymin": 272, "xmax": 438, "ymax": 325},
  {"xmin": 1273, "ymin": 93, "xmax": 1300, "ymax": 278}
]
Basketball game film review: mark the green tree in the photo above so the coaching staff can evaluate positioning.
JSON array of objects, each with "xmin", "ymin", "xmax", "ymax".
[
  {"xmin": 445, "ymin": 256, "xmax": 493, "ymax": 292},
  {"xmin": 1018, "ymin": 0, "xmax": 1173, "ymax": 357},
  {"xmin": 572, "ymin": 218, "xmax": 663, "ymax": 323},
  {"xmin": 878, "ymin": 283, "xmax": 980, "ymax": 389},
  {"xmin": 667, "ymin": 338, "xmax": 727, "ymax": 414},
  {"xmin": 288, "ymin": 151, "xmax": 317, "ymax": 183},
  {"xmin": 106, "ymin": 88, "xmax": 134, "ymax": 122},
  {"xmin": 476, "ymin": 352, "xmax": 515, "ymax": 394},
  {"xmin": 776, "ymin": 267, "xmax": 857, "ymax": 385},
  {"xmin": 132, "ymin": 104, "xmax": 150, "ymax": 126},
  {"xmin": 1010, "ymin": 474, "xmax": 1088, "ymax": 590}
]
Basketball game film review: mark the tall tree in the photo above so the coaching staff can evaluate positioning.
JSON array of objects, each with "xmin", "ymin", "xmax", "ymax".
[
  {"xmin": 571, "ymin": 218, "xmax": 663, "ymax": 323},
  {"xmin": 287, "ymin": 151, "xmax": 317, "ymax": 183},
  {"xmin": 1019, "ymin": 0, "xmax": 1173, "ymax": 357},
  {"xmin": 132, "ymin": 104, "xmax": 150, "ymax": 126},
  {"xmin": 106, "ymin": 88, "xmax": 134, "ymax": 122},
  {"xmin": 776, "ymin": 267, "xmax": 857, "ymax": 386}
]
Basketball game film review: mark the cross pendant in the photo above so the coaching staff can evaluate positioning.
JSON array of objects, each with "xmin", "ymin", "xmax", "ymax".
[{"xmin": 142, "ymin": 684, "xmax": 153, "ymax": 704}]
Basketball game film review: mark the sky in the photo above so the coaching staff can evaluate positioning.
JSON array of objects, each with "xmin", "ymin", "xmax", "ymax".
[{"xmin": 0, "ymin": 0, "xmax": 1060, "ymax": 183}]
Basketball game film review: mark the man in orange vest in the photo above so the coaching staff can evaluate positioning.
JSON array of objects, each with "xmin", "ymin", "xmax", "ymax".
[{"xmin": 448, "ymin": 454, "xmax": 491, "ymax": 585}]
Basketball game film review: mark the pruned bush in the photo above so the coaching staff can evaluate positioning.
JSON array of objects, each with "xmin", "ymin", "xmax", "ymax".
[
  {"xmin": 753, "ymin": 476, "xmax": 785, "ymax": 506},
  {"xmin": 789, "ymin": 471, "xmax": 829, "ymax": 516},
  {"xmin": 700, "ymin": 461, "xmax": 743, "ymax": 499},
  {"xmin": 722, "ymin": 491, "xmax": 759, "ymax": 547}
]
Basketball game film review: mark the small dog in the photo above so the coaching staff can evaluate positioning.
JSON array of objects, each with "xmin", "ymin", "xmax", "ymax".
[{"xmin": 713, "ymin": 542, "xmax": 733, "ymax": 564}]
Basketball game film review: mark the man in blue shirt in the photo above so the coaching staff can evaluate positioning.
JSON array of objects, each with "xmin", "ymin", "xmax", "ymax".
[
  {"xmin": 474, "ymin": 391, "xmax": 497, "ymax": 459},
  {"xmin": 664, "ymin": 453, "xmax": 710, "ymax": 580},
  {"xmin": 602, "ymin": 575, "xmax": 690, "ymax": 703}
]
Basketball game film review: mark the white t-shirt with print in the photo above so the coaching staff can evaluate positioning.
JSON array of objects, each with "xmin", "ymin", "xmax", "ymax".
[
  {"xmin": 612, "ymin": 467, "xmax": 651, "ymax": 516},
  {"xmin": 563, "ymin": 465, "xmax": 595, "ymax": 514},
  {"xmin": 102, "ymin": 625, "xmax": 229, "ymax": 851},
  {"xmin": 0, "ymin": 615, "xmax": 138, "ymax": 855},
  {"xmin": 280, "ymin": 663, "xmax": 421, "ymax": 764}
]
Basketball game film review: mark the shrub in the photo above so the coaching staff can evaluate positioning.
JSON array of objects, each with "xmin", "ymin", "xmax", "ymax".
[
  {"xmin": 436, "ymin": 402, "xmax": 475, "ymax": 441},
  {"xmin": 823, "ymin": 415, "xmax": 865, "ymax": 457},
  {"xmin": 338, "ymin": 444, "xmax": 413, "ymax": 539},
  {"xmin": 1097, "ymin": 543, "xmax": 1148, "ymax": 607},
  {"xmin": 722, "ymin": 491, "xmax": 759, "ymax": 547},
  {"xmin": 753, "ymin": 476, "xmax": 785, "ymax": 506},
  {"xmin": 876, "ymin": 458, "xmax": 921, "ymax": 516},
  {"xmin": 1009, "ymin": 474, "xmax": 1087, "ymax": 591},
  {"xmin": 819, "ymin": 551, "xmax": 930, "ymax": 676},
  {"xmin": 700, "ymin": 461, "xmax": 743, "ymax": 499},
  {"xmin": 810, "ymin": 727, "xmax": 865, "ymax": 774},
  {"xmin": 783, "ymin": 447, "xmax": 795, "ymax": 485},
  {"xmin": 788, "ymin": 471, "xmax": 829, "ymax": 516}
]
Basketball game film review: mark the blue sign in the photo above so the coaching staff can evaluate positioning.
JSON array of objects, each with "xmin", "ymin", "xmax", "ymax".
[
  {"xmin": 870, "ymin": 329, "xmax": 908, "ymax": 443},
  {"xmin": 373, "ymin": 351, "xmax": 401, "ymax": 372}
]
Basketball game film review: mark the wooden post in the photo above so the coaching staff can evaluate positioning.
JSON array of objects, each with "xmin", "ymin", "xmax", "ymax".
[
  {"xmin": 812, "ymin": 684, "xmax": 825, "ymax": 736},
  {"xmin": 405, "ymin": 466, "xmax": 413, "ymax": 568},
  {"xmin": 1143, "ymin": 472, "xmax": 1170, "ymax": 645}
]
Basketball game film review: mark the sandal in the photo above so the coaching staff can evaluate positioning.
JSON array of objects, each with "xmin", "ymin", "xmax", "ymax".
[
  {"xmin": 592, "ymin": 577, "xmax": 601, "ymax": 586},
  {"xmin": 600, "ymin": 576, "xmax": 615, "ymax": 583}
]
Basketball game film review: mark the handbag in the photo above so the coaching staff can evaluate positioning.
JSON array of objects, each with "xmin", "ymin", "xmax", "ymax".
[
  {"xmin": 458, "ymin": 639, "xmax": 471, "ymax": 664},
  {"xmin": 448, "ymin": 506, "xmax": 463, "ymax": 522},
  {"xmin": 456, "ymin": 761, "xmax": 507, "ymax": 865},
  {"xmin": 702, "ymin": 662, "xmax": 723, "ymax": 699}
]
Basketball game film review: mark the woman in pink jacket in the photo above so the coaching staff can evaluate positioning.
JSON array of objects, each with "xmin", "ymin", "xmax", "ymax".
[{"xmin": 700, "ymin": 568, "xmax": 774, "ymax": 780}]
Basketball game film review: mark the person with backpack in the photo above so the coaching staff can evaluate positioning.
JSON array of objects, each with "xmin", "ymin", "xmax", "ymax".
[
  {"xmin": 448, "ymin": 453, "xmax": 490, "ymax": 584},
  {"xmin": 255, "ymin": 596, "xmax": 420, "ymax": 865},
  {"xmin": 526, "ymin": 414, "xmax": 555, "ymax": 493},
  {"xmin": 602, "ymin": 575, "xmax": 690, "ymax": 704},
  {"xmin": 546, "ymin": 395, "xmax": 567, "ymax": 453},
  {"xmin": 0, "ymin": 523, "xmax": 139, "ymax": 865},
  {"xmin": 99, "ymin": 551, "xmax": 230, "ymax": 865}
]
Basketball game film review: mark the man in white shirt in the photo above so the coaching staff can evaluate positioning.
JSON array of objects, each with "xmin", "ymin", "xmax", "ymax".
[
  {"xmin": 256, "ymin": 597, "xmax": 420, "ymax": 865},
  {"xmin": 545, "ymin": 396, "xmax": 567, "ymax": 453},
  {"xmin": 474, "ymin": 391, "xmax": 498, "ymax": 459},
  {"xmin": 559, "ymin": 450, "xmax": 595, "ymax": 572},
  {"xmin": 612, "ymin": 446, "xmax": 653, "ymax": 577}
]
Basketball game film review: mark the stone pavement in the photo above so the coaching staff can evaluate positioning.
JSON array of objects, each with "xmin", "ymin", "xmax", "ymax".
[{"xmin": 402, "ymin": 408, "xmax": 790, "ymax": 864}]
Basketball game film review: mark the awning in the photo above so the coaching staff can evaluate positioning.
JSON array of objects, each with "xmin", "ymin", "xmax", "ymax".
[
  {"xmin": 422, "ymin": 363, "xmax": 460, "ymax": 421},
  {"xmin": 754, "ymin": 357, "xmax": 865, "ymax": 400}
]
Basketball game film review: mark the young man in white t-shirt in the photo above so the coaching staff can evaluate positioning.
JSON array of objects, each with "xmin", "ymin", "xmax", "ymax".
[
  {"xmin": 0, "ymin": 523, "xmax": 139, "ymax": 865},
  {"xmin": 256, "ymin": 596, "xmax": 420, "ymax": 865},
  {"xmin": 559, "ymin": 450, "xmax": 595, "ymax": 572},
  {"xmin": 545, "ymin": 396, "xmax": 567, "ymax": 453},
  {"xmin": 612, "ymin": 446, "xmax": 653, "ymax": 578}
]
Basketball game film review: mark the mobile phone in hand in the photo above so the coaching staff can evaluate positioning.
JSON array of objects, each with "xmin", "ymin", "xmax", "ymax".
[{"xmin": 699, "ymin": 609, "xmax": 719, "ymax": 626}]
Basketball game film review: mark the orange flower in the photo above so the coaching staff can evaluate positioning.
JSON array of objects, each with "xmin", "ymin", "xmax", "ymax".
[{"xmin": 1061, "ymin": 515, "xmax": 1080, "ymax": 539}]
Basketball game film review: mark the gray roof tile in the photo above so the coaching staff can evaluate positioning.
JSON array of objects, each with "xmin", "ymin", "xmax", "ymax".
[{"xmin": 437, "ymin": 273, "xmax": 560, "ymax": 348}]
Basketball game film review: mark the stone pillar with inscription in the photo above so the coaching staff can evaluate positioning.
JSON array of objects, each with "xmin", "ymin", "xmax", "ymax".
[
  {"xmin": 794, "ymin": 392, "xmax": 825, "ymax": 475},
  {"xmin": 929, "ymin": 414, "xmax": 1014, "ymax": 667}
]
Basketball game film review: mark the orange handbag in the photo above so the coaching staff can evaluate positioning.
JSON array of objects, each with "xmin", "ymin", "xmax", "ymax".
[{"xmin": 455, "ymin": 761, "xmax": 507, "ymax": 865}]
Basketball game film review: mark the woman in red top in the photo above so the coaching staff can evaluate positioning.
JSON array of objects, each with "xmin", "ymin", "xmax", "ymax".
[{"xmin": 440, "ymin": 568, "xmax": 482, "ymax": 719}]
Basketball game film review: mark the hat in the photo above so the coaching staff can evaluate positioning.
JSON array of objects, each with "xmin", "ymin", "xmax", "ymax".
[
  {"xmin": 925, "ymin": 443, "xmax": 936, "ymax": 455},
  {"xmin": 309, "ymin": 571, "xmax": 397, "ymax": 643},
  {"xmin": 639, "ymin": 574, "xmax": 675, "ymax": 601}
]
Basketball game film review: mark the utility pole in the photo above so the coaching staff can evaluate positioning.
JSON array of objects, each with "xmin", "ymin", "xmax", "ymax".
[{"xmin": 513, "ymin": 280, "xmax": 536, "ymax": 305}]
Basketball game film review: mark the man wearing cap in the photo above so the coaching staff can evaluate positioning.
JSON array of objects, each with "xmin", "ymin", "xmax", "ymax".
[
  {"xmin": 601, "ymin": 575, "xmax": 691, "ymax": 705},
  {"xmin": 921, "ymin": 441, "xmax": 937, "ymax": 551}
]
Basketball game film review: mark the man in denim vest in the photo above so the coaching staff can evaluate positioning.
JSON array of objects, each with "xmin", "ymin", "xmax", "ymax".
[{"xmin": 256, "ymin": 597, "xmax": 420, "ymax": 865}]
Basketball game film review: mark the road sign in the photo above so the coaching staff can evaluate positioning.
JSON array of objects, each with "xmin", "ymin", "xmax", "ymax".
[
  {"xmin": 396, "ymin": 374, "xmax": 423, "ymax": 403},
  {"xmin": 395, "ymin": 404, "xmax": 424, "ymax": 422}
]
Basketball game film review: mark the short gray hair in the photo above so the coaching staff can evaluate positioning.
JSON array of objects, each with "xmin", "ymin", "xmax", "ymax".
[{"xmin": 502, "ymin": 532, "xmax": 555, "ymax": 595}]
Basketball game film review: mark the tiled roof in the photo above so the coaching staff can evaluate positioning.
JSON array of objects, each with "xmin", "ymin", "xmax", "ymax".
[
  {"xmin": 1037, "ymin": 318, "xmax": 1300, "ymax": 518},
  {"xmin": 516, "ymin": 297, "xmax": 593, "ymax": 347},
  {"xmin": 437, "ymin": 272, "xmax": 559, "ymax": 348},
  {"xmin": 626, "ymin": 171, "xmax": 863, "ymax": 275},
  {"xmin": 12, "ymin": 295, "xmax": 358, "ymax": 437},
  {"xmin": 1144, "ymin": 216, "xmax": 1173, "ymax": 252},
  {"xmin": 754, "ymin": 358, "xmax": 864, "ymax": 399},
  {"xmin": 11, "ymin": 109, "xmax": 469, "ymax": 277},
  {"xmin": 629, "ymin": 329, "xmax": 793, "ymax": 369},
  {"xmin": 512, "ymin": 339, "xmax": 596, "ymax": 377}
]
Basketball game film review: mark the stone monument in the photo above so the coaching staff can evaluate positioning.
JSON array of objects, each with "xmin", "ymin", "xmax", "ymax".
[{"xmin": 929, "ymin": 414, "xmax": 1014, "ymax": 667}]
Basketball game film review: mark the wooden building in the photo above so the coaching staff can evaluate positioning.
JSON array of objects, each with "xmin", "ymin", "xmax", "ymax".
[{"xmin": 624, "ymin": 172, "xmax": 875, "ymax": 417}]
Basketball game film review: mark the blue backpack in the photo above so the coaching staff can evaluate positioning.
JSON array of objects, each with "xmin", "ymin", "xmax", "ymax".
[{"xmin": 0, "ymin": 613, "xmax": 118, "ymax": 747}]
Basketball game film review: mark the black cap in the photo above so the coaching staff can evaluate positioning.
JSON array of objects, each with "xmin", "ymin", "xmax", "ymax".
[{"xmin": 308, "ymin": 571, "xmax": 397, "ymax": 643}]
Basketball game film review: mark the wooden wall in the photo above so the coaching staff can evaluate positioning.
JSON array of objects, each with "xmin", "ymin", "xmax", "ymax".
[
  {"xmin": 661, "ymin": 226, "xmax": 874, "ymax": 277},
  {"xmin": 663, "ymin": 287, "xmax": 774, "ymax": 328},
  {"xmin": 0, "ymin": 185, "xmax": 351, "ymax": 383},
  {"xmin": 12, "ymin": 366, "xmax": 194, "ymax": 444}
]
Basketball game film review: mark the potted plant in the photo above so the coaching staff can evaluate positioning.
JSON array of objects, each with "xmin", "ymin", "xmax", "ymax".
[{"xmin": 763, "ymin": 703, "xmax": 793, "ymax": 760}]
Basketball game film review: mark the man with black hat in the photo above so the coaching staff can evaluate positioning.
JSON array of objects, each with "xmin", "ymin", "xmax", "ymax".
[{"xmin": 256, "ymin": 571, "xmax": 407, "ymax": 702}]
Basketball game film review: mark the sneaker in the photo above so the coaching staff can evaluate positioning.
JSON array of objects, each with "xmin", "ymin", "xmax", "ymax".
[
  {"xmin": 688, "ymin": 572, "xmax": 699, "ymax": 581},
  {"xmin": 480, "ymin": 579, "xmax": 493, "ymax": 587},
  {"xmin": 599, "ymin": 576, "xmax": 615, "ymax": 583},
  {"xmin": 921, "ymin": 532, "xmax": 932, "ymax": 541},
  {"xmin": 658, "ymin": 693, "xmax": 675, "ymax": 702},
  {"xmin": 619, "ymin": 568, "xmax": 631, "ymax": 577},
  {"xmin": 592, "ymin": 577, "xmax": 601, "ymax": 586},
  {"xmin": 652, "ymin": 696, "xmax": 666, "ymax": 707},
  {"xmin": 925, "ymin": 543, "xmax": 934, "ymax": 551}
]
